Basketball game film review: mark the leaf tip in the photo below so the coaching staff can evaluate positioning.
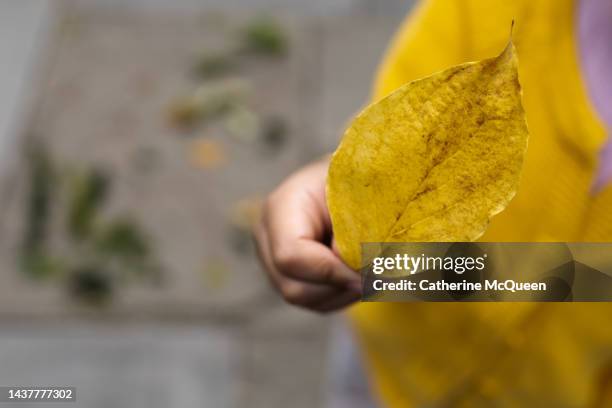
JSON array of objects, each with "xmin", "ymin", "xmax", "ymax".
[
  {"xmin": 499, "ymin": 21, "xmax": 518, "ymax": 62},
  {"xmin": 509, "ymin": 19, "xmax": 516, "ymax": 42}
]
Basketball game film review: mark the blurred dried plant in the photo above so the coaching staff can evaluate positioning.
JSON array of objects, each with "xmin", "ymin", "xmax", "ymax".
[{"xmin": 20, "ymin": 144, "xmax": 160, "ymax": 304}]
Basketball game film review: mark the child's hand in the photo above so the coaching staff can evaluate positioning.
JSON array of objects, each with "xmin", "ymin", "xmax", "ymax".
[{"xmin": 254, "ymin": 159, "xmax": 362, "ymax": 313}]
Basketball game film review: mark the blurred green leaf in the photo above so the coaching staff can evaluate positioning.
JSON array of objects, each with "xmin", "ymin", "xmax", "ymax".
[
  {"xmin": 224, "ymin": 104, "xmax": 261, "ymax": 143},
  {"xmin": 19, "ymin": 250, "xmax": 65, "ymax": 279},
  {"xmin": 22, "ymin": 146, "xmax": 54, "ymax": 253},
  {"xmin": 193, "ymin": 51, "xmax": 236, "ymax": 79},
  {"xmin": 68, "ymin": 168, "xmax": 110, "ymax": 240},
  {"xmin": 168, "ymin": 79, "xmax": 250, "ymax": 129},
  {"xmin": 96, "ymin": 218, "xmax": 149, "ymax": 262},
  {"xmin": 241, "ymin": 17, "xmax": 288, "ymax": 57}
]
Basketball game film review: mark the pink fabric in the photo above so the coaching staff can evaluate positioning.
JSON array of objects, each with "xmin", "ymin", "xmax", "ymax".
[{"xmin": 577, "ymin": 0, "xmax": 612, "ymax": 191}]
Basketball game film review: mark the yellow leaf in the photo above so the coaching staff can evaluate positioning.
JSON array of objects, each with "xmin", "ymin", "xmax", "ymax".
[
  {"xmin": 191, "ymin": 139, "xmax": 226, "ymax": 169},
  {"xmin": 327, "ymin": 42, "xmax": 529, "ymax": 270}
]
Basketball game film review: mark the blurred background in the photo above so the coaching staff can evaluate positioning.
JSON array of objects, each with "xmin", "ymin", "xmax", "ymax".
[{"xmin": 0, "ymin": 0, "xmax": 415, "ymax": 406}]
